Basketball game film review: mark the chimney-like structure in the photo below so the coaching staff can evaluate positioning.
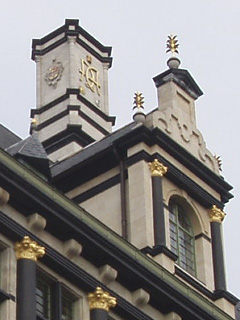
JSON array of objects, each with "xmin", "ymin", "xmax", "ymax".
[{"xmin": 31, "ymin": 19, "xmax": 115, "ymax": 162}]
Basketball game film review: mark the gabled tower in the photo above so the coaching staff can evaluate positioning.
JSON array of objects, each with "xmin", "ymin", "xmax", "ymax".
[{"xmin": 31, "ymin": 19, "xmax": 115, "ymax": 162}]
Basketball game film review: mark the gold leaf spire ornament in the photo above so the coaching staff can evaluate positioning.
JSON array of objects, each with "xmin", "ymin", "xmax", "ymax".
[
  {"xmin": 133, "ymin": 92, "xmax": 144, "ymax": 110},
  {"xmin": 166, "ymin": 34, "xmax": 179, "ymax": 55}
]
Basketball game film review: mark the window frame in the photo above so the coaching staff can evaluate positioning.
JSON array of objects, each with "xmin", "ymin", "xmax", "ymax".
[
  {"xmin": 36, "ymin": 270, "xmax": 77, "ymax": 320},
  {"xmin": 169, "ymin": 199, "xmax": 196, "ymax": 276}
]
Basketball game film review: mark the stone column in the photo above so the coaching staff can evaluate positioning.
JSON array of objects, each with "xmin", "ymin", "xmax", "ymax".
[
  {"xmin": 88, "ymin": 287, "xmax": 116, "ymax": 320},
  {"xmin": 148, "ymin": 159, "xmax": 168, "ymax": 247},
  {"xmin": 15, "ymin": 236, "xmax": 45, "ymax": 320},
  {"xmin": 209, "ymin": 205, "xmax": 226, "ymax": 291}
]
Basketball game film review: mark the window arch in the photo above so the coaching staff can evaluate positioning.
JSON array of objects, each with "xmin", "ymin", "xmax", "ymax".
[{"xmin": 169, "ymin": 199, "xmax": 196, "ymax": 276}]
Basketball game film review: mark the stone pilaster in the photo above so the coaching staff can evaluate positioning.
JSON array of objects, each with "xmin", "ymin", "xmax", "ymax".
[
  {"xmin": 209, "ymin": 205, "xmax": 226, "ymax": 291},
  {"xmin": 148, "ymin": 159, "xmax": 168, "ymax": 247}
]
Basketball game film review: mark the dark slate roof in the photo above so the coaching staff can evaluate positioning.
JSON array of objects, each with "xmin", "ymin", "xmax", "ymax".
[
  {"xmin": 6, "ymin": 132, "xmax": 48, "ymax": 160},
  {"xmin": 0, "ymin": 124, "xmax": 21, "ymax": 149},
  {"xmin": 5, "ymin": 132, "xmax": 50, "ymax": 178}
]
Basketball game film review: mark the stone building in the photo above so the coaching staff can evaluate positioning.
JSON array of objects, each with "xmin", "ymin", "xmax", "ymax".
[{"xmin": 0, "ymin": 19, "xmax": 239, "ymax": 320}]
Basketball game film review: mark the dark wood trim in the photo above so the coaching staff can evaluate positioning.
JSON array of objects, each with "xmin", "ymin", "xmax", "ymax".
[
  {"xmin": 141, "ymin": 245, "xmax": 178, "ymax": 261},
  {"xmin": 32, "ymin": 19, "xmax": 112, "ymax": 66},
  {"xmin": 51, "ymin": 124, "xmax": 232, "ymax": 204},
  {"xmin": 31, "ymin": 89, "xmax": 115, "ymax": 126},
  {"xmin": 195, "ymin": 233, "xmax": 211, "ymax": 242},
  {"xmin": 126, "ymin": 150, "xmax": 225, "ymax": 209},
  {"xmin": 211, "ymin": 222, "xmax": 226, "ymax": 291},
  {"xmin": 151, "ymin": 176, "xmax": 166, "ymax": 246},
  {"xmin": 72, "ymin": 174, "xmax": 121, "ymax": 204},
  {"xmin": 43, "ymin": 125, "xmax": 95, "ymax": 154}
]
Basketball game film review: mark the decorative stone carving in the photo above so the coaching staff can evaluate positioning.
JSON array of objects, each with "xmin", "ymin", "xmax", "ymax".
[
  {"xmin": 45, "ymin": 59, "xmax": 64, "ymax": 88},
  {"xmin": 148, "ymin": 159, "xmax": 168, "ymax": 177},
  {"xmin": 209, "ymin": 205, "xmax": 226, "ymax": 223},
  {"xmin": 88, "ymin": 287, "xmax": 116, "ymax": 311},
  {"xmin": 99, "ymin": 264, "xmax": 118, "ymax": 285},
  {"xmin": 63, "ymin": 239, "xmax": 82, "ymax": 259},
  {"xmin": 15, "ymin": 236, "xmax": 45, "ymax": 261},
  {"xmin": 132, "ymin": 288, "xmax": 150, "ymax": 306},
  {"xmin": 28, "ymin": 213, "xmax": 46, "ymax": 232}
]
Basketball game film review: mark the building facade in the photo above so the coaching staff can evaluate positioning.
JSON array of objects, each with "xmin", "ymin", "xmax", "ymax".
[{"xmin": 0, "ymin": 19, "xmax": 239, "ymax": 320}]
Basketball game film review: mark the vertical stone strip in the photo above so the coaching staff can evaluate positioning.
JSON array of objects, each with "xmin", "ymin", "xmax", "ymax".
[
  {"xmin": 148, "ymin": 159, "xmax": 168, "ymax": 247},
  {"xmin": 209, "ymin": 205, "xmax": 226, "ymax": 291},
  {"xmin": 88, "ymin": 287, "xmax": 116, "ymax": 320},
  {"xmin": 15, "ymin": 236, "xmax": 45, "ymax": 320}
]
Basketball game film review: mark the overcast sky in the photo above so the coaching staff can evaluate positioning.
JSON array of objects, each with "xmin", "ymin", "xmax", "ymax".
[{"xmin": 1, "ymin": 0, "xmax": 240, "ymax": 298}]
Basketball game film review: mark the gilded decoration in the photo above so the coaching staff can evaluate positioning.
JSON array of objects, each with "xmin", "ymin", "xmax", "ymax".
[
  {"xmin": 79, "ymin": 55, "xmax": 101, "ymax": 95},
  {"xmin": 209, "ymin": 205, "xmax": 226, "ymax": 223},
  {"xmin": 166, "ymin": 34, "xmax": 179, "ymax": 54},
  {"xmin": 133, "ymin": 92, "xmax": 144, "ymax": 110},
  {"xmin": 15, "ymin": 236, "xmax": 45, "ymax": 261},
  {"xmin": 148, "ymin": 159, "xmax": 168, "ymax": 177},
  {"xmin": 88, "ymin": 287, "xmax": 117, "ymax": 311},
  {"xmin": 45, "ymin": 59, "xmax": 64, "ymax": 88}
]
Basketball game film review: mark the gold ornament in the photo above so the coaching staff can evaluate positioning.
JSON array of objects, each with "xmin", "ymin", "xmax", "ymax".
[
  {"xmin": 148, "ymin": 159, "xmax": 168, "ymax": 177},
  {"xmin": 133, "ymin": 92, "xmax": 144, "ymax": 110},
  {"xmin": 88, "ymin": 287, "xmax": 117, "ymax": 311},
  {"xmin": 166, "ymin": 34, "xmax": 179, "ymax": 55},
  {"xmin": 15, "ymin": 236, "xmax": 45, "ymax": 261},
  {"xmin": 209, "ymin": 205, "xmax": 226, "ymax": 223}
]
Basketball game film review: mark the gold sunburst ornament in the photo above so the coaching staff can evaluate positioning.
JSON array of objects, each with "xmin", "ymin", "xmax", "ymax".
[{"xmin": 166, "ymin": 34, "xmax": 179, "ymax": 55}]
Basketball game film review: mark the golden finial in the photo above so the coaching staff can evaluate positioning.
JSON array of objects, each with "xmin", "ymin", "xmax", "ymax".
[
  {"xmin": 214, "ymin": 155, "xmax": 222, "ymax": 171},
  {"xmin": 209, "ymin": 205, "xmax": 226, "ymax": 223},
  {"xmin": 133, "ymin": 92, "xmax": 144, "ymax": 110},
  {"xmin": 88, "ymin": 287, "xmax": 117, "ymax": 311},
  {"xmin": 166, "ymin": 34, "xmax": 179, "ymax": 55},
  {"xmin": 148, "ymin": 159, "xmax": 168, "ymax": 177},
  {"xmin": 31, "ymin": 118, "xmax": 37, "ymax": 125},
  {"xmin": 15, "ymin": 236, "xmax": 45, "ymax": 261}
]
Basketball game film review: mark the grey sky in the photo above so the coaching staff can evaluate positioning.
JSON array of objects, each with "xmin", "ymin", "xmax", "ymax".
[{"xmin": 1, "ymin": 0, "xmax": 240, "ymax": 298}]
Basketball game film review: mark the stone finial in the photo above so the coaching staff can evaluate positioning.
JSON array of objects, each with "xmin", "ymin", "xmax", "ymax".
[
  {"xmin": 15, "ymin": 236, "xmax": 45, "ymax": 261},
  {"xmin": 132, "ymin": 92, "xmax": 146, "ymax": 124},
  {"xmin": 166, "ymin": 34, "xmax": 181, "ymax": 69},
  {"xmin": 209, "ymin": 205, "xmax": 226, "ymax": 223},
  {"xmin": 88, "ymin": 287, "xmax": 117, "ymax": 311},
  {"xmin": 148, "ymin": 159, "xmax": 168, "ymax": 177}
]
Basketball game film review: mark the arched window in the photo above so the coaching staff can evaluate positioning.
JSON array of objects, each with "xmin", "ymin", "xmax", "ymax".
[{"xmin": 169, "ymin": 199, "xmax": 196, "ymax": 276}]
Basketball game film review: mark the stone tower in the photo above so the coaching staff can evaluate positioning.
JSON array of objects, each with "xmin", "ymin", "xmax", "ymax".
[{"xmin": 31, "ymin": 19, "xmax": 115, "ymax": 162}]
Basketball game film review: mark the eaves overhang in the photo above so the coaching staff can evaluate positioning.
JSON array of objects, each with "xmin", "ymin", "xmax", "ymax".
[{"xmin": 51, "ymin": 123, "xmax": 233, "ymax": 205}]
